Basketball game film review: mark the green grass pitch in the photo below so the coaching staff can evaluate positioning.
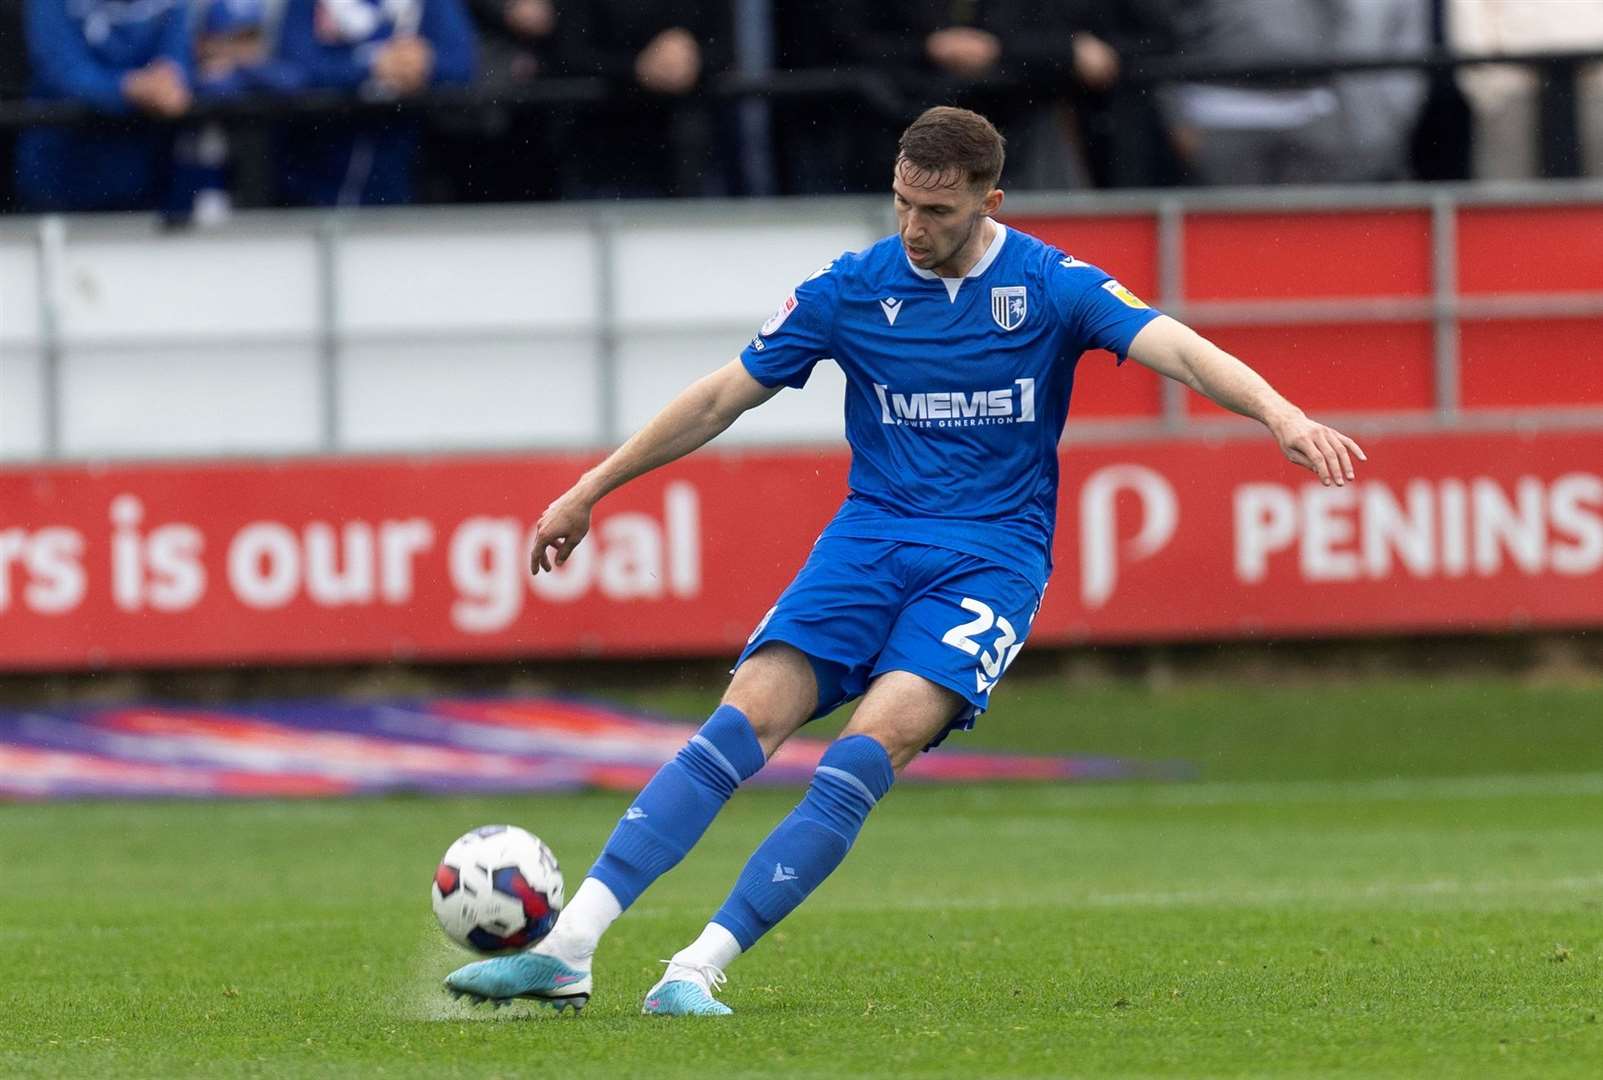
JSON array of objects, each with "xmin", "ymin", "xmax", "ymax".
[{"xmin": 3, "ymin": 676, "xmax": 1601, "ymax": 1078}]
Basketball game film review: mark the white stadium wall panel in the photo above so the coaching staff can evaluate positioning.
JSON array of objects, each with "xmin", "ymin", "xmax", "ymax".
[
  {"xmin": 611, "ymin": 219, "xmax": 872, "ymax": 328},
  {"xmin": 0, "ymin": 240, "xmax": 44, "ymax": 459},
  {"xmin": 336, "ymin": 224, "xmax": 597, "ymax": 334},
  {"xmin": 57, "ymin": 233, "xmax": 319, "ymax": 342},
  {"xmin": 338, "ymin": 336, "xmax": 601, "ymax": 450},
  {"xmin": 0, "ymin": 239, "xmax": 41, "ymax": 347},
  {"xmin": 60, "ymin": 343, "xmax": 323, "ymax": 458},
  {"xmin": 615, "ymin": 330, "xmax": 845, "ymax": 445},
  {"xmin": 0, "ymin": 348, "xmax": 45, "ymax": 460}
]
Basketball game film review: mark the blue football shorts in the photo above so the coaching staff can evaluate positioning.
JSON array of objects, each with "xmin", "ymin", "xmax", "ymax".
[{"xmin": 735, "ymin": 534, "xmax": 1044, "ymax": 749}]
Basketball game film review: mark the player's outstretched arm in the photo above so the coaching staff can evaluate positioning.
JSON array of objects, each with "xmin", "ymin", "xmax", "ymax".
[
  {"xmin": 1126, "ymin": 315, "xmax": 1368, "ymax": 487},
  {"xmin": 530, "ymin": 359, "xmax": 780, "ymax": 574}
]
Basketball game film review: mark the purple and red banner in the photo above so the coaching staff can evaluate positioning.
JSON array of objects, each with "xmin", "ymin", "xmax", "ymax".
[
  {"xmin": 1, "ymin": 431, "xmax": 1601, "ymax": 670},
  {"xmin": 0, "ymin": 696, "xmax": 1167, "ymax": 801}
]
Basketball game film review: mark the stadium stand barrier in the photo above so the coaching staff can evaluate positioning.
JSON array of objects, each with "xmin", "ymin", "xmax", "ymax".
[{"xmin": 0, "ymin": 182, "xmax": 1599, "ymax": 667}]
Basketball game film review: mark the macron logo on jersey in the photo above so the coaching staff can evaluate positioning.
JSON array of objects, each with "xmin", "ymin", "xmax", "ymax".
[{"xmin": 872, "ymin": 379, "xmax": 1036, "ymax": 427}]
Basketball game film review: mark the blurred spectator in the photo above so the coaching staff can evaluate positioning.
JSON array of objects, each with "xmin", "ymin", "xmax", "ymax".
[
  {"xmin": 1161, "ymin": 0, "xmax": 1344, "ymax": 185},
  {"xmin": 992, "ymin": 0, "xmax": 1183, "ymax": 190},
  {"xmin": 422, "ymin": 0, "xmax": 559, "ymax": 202},
  {"xmin": 770, "ymin": 0, "xmax": 861, "ymax": 195},
  {"xmin": 274, "ymin": 0, "xmax": 476, "ymax": 205},
  {"xmin": 553, "ymin": 1, "xmax": 730, "ymax": 198},
  {"xmin": 1, "ymin": 0, "xmax": 26, "ymax": 210},
  {"xmin": 1450, "ymin": 0, "xmax": 1603, "ymax": 178},
  {"xmin": 826, "ymin": 2, "xmax": 1103, "ymax": 191},
  {"xmin": 1409, "ymin": 0, "xmax": 1474, "ymax": 181},
  {"xmin": 166, "ymin": 0, "xmax": 308, "ymax": 223},
  {"xmin": 1331, "ymin": 0, "xmax": 1430, "ymax": 181},
  {"xmin": 15, "ymin": 0, "xmax": 193, "ymax": 212},
  {"xmin": 0, "ymin": 0, "xmax": 25, "ymax": 97},
  {"xmin": 1065, "ymin": 0, "xmax": 1184, "ymax": 189},
  {"xmin": 470, "ymin": 0, "xmax": 554, "ymax": 85},
  {"xmin": 1160, "ymin": 0, "xmax": 1428, "ymax": 185},
  {"xmin": 193, "ymin": 0, "xmax": 305, "ymax": 98}
]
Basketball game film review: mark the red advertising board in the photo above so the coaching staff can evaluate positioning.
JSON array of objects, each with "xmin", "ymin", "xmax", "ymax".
[{"xmin": 2, "ymin": 431, "xmax": 1600, "ymax": 670}]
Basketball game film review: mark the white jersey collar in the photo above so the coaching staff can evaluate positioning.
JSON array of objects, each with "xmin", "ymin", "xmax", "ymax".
[{"xmin": 905, "ymin": 221, "xmax": 1007, "ymax": 301}]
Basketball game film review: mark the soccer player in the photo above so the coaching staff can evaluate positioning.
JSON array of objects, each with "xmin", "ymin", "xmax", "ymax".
[{"xmin": 445, "ymin": 106, "xmax": 1366, "ymax": 1016}]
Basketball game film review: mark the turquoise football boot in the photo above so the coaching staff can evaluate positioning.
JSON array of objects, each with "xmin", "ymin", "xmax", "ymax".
[
  {"xmin": 640, "ymin": 961, "xmax": 733, "ymax": 1017},
  {"xmin": 444, "ymin": 951, "xmax": 591, "ymax": 1012}
]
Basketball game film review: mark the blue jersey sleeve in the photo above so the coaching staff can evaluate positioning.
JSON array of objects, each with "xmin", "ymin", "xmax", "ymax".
[
  {"xmin": 24, "ymin": 0, "xmax": 131, "ymax": 111},
  {"xmin": 739, "ymin": 258, "xmax": 842, "ymax": 390},
  {"xmin": 1049, "ymin": 255, "xmax": 1161, "ymax": 363}
]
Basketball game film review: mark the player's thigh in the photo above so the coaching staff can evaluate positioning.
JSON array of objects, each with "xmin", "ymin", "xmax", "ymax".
[
  {"xmin": 734, "ymin": 535, "xmax": 908, "ymax": 719},
  {"xmin": 875, "ymin": 555, "xmax": 1041, "ymax": 723},
  {"xmin": 722, "ymin": 642, "xmax": 818, "ymax": 758},
  {"xmin": 838, "ymin": 671, "xmax": 966, "ymax": 771}
]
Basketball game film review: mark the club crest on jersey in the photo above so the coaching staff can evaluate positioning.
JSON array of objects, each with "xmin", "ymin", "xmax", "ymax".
[{"xmin": 991, "ymin": 286, "xmax": 1027, "ymax": 331}]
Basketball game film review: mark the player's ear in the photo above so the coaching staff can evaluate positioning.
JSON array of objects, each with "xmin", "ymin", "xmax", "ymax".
[{"xmin": 982, "ymin": 187, "xmax": 1004, "ymax": 216}]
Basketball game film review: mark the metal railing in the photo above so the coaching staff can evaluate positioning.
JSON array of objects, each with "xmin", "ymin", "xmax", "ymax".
[{"xmin": 3, "ymin": 48, "xmax": 1602, "ymax": 191}]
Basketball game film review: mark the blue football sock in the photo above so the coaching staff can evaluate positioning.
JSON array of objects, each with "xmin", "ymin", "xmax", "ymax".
[
  {"xmin": 588, "ymin": 704, "xmax": 766, "ymax": 910},
  {"xmin": 711, "ymin": 734, "xmax": 895, "ymax": 949}
]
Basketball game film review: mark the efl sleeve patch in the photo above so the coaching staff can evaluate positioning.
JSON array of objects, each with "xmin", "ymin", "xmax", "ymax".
[
  {"xmin": 742, "ymin": 259, "xmax": 842, "ymax": 390},
  {"xmin": 760, "ymin": 293, "xmax": 799, "ymax": 336},
  {"xmin": 1100, "ymin": 280, "xmax": 1149, "ymax": 309}
]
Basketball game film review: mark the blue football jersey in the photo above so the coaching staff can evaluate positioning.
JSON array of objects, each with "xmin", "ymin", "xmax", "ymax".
[{"xmin": 740, "ymin": 223, "xmax": 1161, "ymax": 587}]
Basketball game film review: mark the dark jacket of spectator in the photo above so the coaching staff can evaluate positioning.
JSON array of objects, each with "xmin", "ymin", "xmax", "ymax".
[
  {"xmin": 1, "ymin": 0, "xmax": 26, "ymax": 211},
  {"xmin": 274, "ymin": 0, "xmax": 476, "ymax": 205},
  {"xmin": 827, "ymin": 1, "xmax": 1065, "ymax": 85},
  {"xmin": 467, "ymin": 0, "xmax": 555, "ymax": 86},
  {"xmin": 15, "ymin": 0, "xmax": 192, "ymax": 211},
  {"xmin": 0, "ymin": 0, "xmax": 27, "ymax": 99},
  {"xmin": 553, "ymin": 0, "xmax": 730, "ymax": 197}
]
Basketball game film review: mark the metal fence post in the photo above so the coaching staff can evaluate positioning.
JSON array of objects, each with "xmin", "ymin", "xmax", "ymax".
[
  {"xmin": 734, "ymin": 0, "xmax": 778, "ymax": 197},
  {"xmin": 593, "ymin": 209, "xmax": 621, "ymax": 445},
  {"xmin": 1157, "ymin": 197, "xmax": 1188, "ymax": 432},
  {"xmin": 1431, "ymin": 192, "xmax": 1460, "ymax": 423},
  {"xmin": 316, "ymin": 215, "xmax": 342, "ymax": 452},
  {"xmin": 35, "ymin": 215, "xmax": 65, "ymax": 459}
]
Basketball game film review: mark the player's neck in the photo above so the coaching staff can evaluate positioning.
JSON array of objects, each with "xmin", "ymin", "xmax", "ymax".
[{"xmin": 931, "ymin": 217, "xmax": 997, "ymax": 279}]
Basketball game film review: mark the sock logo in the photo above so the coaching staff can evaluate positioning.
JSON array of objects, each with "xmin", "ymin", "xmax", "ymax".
[
  {"xmin": 771, "ymin": 863, "xmax": 798, "ymax": 883},
  {"xmin": 624, "ymin": 807, "xmax": 648, "ymax": 821}
]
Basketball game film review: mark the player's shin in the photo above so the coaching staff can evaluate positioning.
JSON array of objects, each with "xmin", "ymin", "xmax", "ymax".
[
  {"xmin": 708, "ymin": 734, "xmax": 895, "ymax": 952},
  {"xmin": 548, "ymin": 705, "xmax": 766, "ymax": 961}
]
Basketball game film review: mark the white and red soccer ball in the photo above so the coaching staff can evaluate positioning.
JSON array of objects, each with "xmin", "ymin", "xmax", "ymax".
[{"xmin": 431, "ymin": 825, "xmax": 564, "ymax": 953}]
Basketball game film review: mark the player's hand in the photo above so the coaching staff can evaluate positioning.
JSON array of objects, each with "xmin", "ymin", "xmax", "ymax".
[
  {"xmin": 1272, "ymin": 412, "xmax": 1367, "ymax": 487},
  {"xmin": 529, "ymin": 489, "xmax": 593, "ymax": 575}
]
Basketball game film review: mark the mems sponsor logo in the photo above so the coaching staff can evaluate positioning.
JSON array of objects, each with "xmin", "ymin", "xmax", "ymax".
[{"xmin": 872, "ymin": 378, "xmax": 1036, "ymax": 427}]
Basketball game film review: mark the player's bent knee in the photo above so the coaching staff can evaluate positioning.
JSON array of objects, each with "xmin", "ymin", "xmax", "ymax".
[
  {"xmin": 838, "ymin": 724, "xmax": 925, "ymax": 772},
  {"xmin": 842, "ymin": 672, "xmax": 966, "ymax": 770},
  {"xmin": 839, "ymin": 709, "xmax": 958, "ymax": 771},
  {"xmin": 722, "ymin": 643, "xmax": 817, "ymax": 756}
]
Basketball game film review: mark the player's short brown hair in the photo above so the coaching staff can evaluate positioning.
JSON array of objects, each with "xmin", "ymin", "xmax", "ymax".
[{"xmin": 896, "ymin": 106, "xmax": 1006, "ymax": 191}]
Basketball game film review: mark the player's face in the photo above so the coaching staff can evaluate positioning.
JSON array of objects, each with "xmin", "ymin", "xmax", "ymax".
[{"xmin": 892, "ymin": 160, "xmax": 998, "ymax": 275}]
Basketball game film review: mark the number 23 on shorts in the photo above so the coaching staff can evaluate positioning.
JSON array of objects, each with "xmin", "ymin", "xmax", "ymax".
[{"xmin": 941, "ymin": 597, "xmax": 1035, "ymax": 693}]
